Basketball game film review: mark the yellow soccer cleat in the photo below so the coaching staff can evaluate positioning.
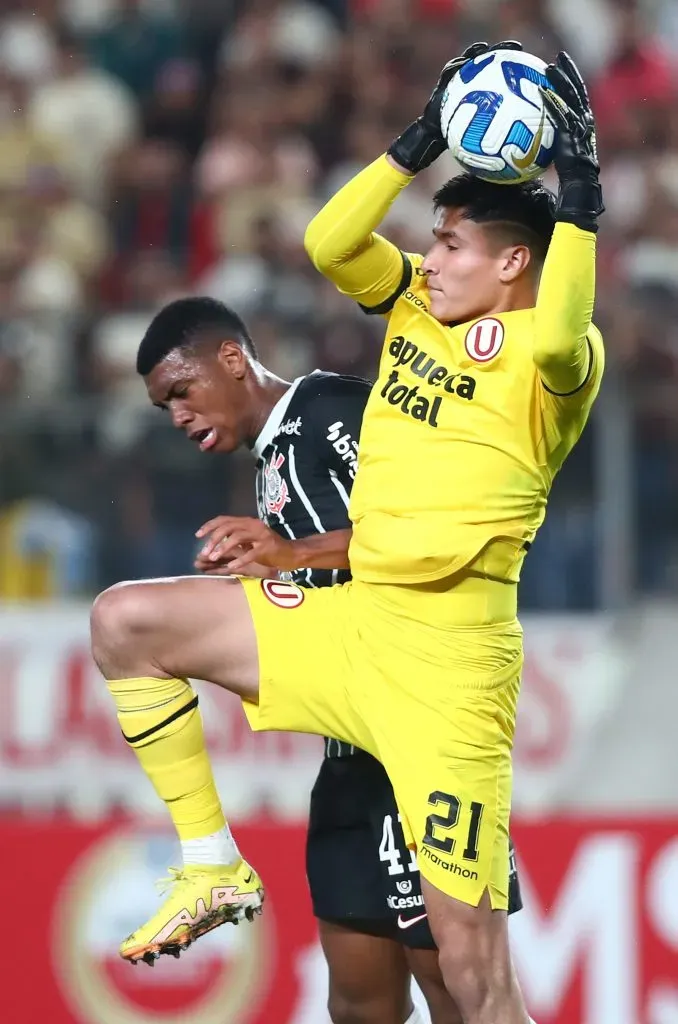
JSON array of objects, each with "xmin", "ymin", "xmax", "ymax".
[{"xmin": 120, "ymin": 858, "xmax": 264, "ymax": 965}]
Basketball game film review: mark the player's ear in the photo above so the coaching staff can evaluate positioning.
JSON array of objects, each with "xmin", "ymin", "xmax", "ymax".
[
  {"xmin": 218, "ymin": 339, "xmax": 248, "ymax": 379},
  {"xmin": 498, "ymin": 244, "xmax": 531, "ymax": 283}
]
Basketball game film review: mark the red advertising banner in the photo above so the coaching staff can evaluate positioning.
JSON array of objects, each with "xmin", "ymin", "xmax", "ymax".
[
  {"xmin": 4, "ymin": 818, "xmax": 321, "ymax": 1024},
  {"xmin": 0, "ymin": 606, "xmax": 626, "ymax": 818},
  {"xmin": 3, "ymin": 816, "xmax": 678, "ymax": 1024},
  {"xmin": 511, "ymin": 818, "xmax": 678, "ymax": 1024}
]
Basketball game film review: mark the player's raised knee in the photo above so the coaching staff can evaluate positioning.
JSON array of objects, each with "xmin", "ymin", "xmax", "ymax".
[{"xmin": 91, "ymin": 581, "xmax": 167, "ymax": 663}]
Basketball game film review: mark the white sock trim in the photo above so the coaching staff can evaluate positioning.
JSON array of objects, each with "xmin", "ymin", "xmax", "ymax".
[
  {"xmin": 181, "ymin": 824, "xmax": 240, "ymax": 867},
  {"xmin": 404, "ymin": 1007, "xmax": 427, "ymax": 1024}
]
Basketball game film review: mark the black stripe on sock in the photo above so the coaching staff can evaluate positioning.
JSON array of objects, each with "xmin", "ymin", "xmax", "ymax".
[{"xmin": 122, "ymin": 694, "xmax": 199, "ymax": 745}]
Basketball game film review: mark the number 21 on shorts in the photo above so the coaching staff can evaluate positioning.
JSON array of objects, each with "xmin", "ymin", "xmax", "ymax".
[{"xmin": 423, "ymin": 791, "xmax": 484, "ymax": 861}]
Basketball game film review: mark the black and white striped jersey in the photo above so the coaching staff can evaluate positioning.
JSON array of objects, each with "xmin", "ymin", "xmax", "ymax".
[
  {"xmin": 253, "ymin": 369, "xmax": 371, "ymax": 758},
  {"xmin": 253, "ymin": 370, "xmax": 369, "ymax": 589}
]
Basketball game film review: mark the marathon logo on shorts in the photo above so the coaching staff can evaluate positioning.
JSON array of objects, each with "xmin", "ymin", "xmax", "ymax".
[
  {"xmin": 420, "ymin": 846, "xmax": 479, "ymax": 880},
  {"xmin": 261, "ymin": 578, "xmax": 304, "ymax": 608},
  {"xmin": 382, "ymin": 335, "xmax": 477, "ymax": 428},
  {"xmin": 387, "ymin": 893, "xmax": 425, "ymax": 910}
]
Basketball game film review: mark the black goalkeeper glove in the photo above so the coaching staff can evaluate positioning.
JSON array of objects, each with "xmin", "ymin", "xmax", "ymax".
[
  {"xmin": 387, "ymin": 40, "xmax": 524, "ymax": 175},
  {"xmin": 540, "ymin": 51, "xmax": 604, "ymax": 233}
]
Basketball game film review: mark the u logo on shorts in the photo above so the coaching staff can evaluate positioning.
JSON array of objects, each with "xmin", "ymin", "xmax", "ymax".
[{"xmin": 261, "ymin": 579, "xmax": 305, "ymax": 608}]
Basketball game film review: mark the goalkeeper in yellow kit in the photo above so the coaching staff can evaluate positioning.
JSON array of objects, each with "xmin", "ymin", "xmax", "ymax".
[{"xmin": 91, "ymin": 42, "xmax": 603, "ymax": 1024}]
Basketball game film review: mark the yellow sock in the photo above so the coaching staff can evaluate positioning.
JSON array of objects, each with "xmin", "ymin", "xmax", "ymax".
[{"xmin": 107, "ymin": 676, "xmax": 226, "ymax": 841}]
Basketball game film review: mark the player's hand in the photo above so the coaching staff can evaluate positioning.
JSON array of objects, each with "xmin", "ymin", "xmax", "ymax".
[
  {"xmin": 387, "ymin": 40, "xmax": 523, "ymax": 175},
  {"xmin": 539, "ymin": 51, "xmax": 604, "ymax": 232},
  {"xmin": 195, "ymin": 516, "xmax": 297, "ymax": 575}
]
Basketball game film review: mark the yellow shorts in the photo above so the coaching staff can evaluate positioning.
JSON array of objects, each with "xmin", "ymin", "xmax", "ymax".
[{"xmin": 240, "ymin": 575, "xmax": 523, "ymax": 909}]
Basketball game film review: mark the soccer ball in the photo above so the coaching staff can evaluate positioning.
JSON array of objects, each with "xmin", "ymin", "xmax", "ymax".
[{"xmin": 440, "ymin": 49, "xmax": 558, "ymax": 184}]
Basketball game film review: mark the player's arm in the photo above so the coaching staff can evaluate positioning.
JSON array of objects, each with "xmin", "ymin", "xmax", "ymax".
[
  {"xmin": 194, "ymin": 518, "xmax": 351, "ymax": 574},
  {"xmin": 533, "ymin": 52, "xmax": 604, "ymax": 396},
  {"xmin": 304, "ymin": 43, "xmax": 518, "ymax": 313},
  {"xmin": 283, "ymin": 530, "xmax": 351, "ymax": 571},
  {"xmin": 303, "ymin": 156, "xmax": 413, "ymax": 312}
]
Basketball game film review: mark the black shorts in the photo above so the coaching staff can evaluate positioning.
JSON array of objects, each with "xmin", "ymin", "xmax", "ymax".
[{"xmin": 306, "ymin": 751, "xmax": 522, "ymax": 950}]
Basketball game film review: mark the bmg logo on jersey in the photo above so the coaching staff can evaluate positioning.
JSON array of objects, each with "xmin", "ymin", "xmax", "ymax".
[{"xmin": 326, "ymin": 422, "xmax": 358, "ymax": 478}]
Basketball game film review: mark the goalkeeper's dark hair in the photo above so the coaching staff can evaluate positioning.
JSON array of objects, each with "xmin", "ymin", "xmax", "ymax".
[
  {"xmin": 136, "ymin": 297, "xmax": 258, "ymax": 376},
  {"xmin": 433, "ymin": 174, "xmax": 556, "ymax": 264}
]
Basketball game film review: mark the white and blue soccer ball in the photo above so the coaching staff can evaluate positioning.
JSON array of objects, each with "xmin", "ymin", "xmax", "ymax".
[{"xmin": 440, "ymin": 49, "xmax": 558, "ymax": 184}]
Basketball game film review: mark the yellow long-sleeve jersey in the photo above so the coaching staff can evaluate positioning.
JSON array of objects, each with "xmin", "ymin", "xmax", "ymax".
[{"xmin": 305, "ymin": 156, "xmax": 604, "ymax": 586}]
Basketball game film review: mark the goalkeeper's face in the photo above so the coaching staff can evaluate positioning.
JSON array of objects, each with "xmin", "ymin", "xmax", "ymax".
[{"xmin": 421, "ymin": 206, "xmax": 532, "ymax": 324}]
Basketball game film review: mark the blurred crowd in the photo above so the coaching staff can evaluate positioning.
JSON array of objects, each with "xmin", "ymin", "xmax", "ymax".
[{"xmin": 1, "ymin": 0, "xmax": 677, "ymax": 605}]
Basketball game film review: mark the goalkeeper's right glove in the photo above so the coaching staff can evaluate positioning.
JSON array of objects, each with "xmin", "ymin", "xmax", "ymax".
[
  {"xmin": 540, "ymin": 51, "xmax": 605, "ymax": 233},
  {"xmin": 387, "ymin": 40, "xmax": 523, "ymax": 175}
]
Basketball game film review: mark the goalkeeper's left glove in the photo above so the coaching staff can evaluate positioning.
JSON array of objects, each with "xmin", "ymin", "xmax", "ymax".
[
  {"xmin": 540, "ymin": 51, "xmax": 604, "ymax": 233},
  {"xmin": 387, "ymin": 40, "xmax": 523, "ymax": 175}
]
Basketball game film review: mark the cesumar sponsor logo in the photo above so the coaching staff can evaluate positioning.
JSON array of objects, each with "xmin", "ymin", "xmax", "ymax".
[
  {"xmin": 277, "ymin": 416, "xmax": 302, "ymax": 437},
  {"xmin": 420, "ymin": 845, "xmax": 479, "ymax": 880},
  {"xmin": 387, "ymin": 893, "xmax": 425, "ymax": 910},
  {"xmin": 381, "ymin": 335, "xmax": 477, "ymax": 428},
  {"xmin": 326, "ymin": 421, "xmax": 358, "ymax": 479}
]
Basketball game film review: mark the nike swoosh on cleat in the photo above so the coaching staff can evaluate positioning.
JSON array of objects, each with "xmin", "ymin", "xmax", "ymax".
[
  {"xmin": 244, "ymin": 871, "xmax": 253, "ymax": 884},
  {"xmin": 397, "ymin": 912, "xmax": 428, "ymax": 929}
]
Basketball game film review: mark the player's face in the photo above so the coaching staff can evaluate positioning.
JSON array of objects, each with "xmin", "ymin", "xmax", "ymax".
[
  {"xmin": 420, "ymin": 208, "xmax": 523, "ymax": 324},
  {"xmin": 145, "ymin": 345, "xmax": 252, "ymax": 453}
]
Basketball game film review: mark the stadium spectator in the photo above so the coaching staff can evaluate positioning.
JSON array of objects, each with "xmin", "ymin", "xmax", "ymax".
[{"xmin": 0, "ymin": 0, "xmax": 677, "ymax": 603}]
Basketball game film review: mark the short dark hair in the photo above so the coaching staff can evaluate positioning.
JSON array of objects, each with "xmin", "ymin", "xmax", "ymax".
[
  {"xmin": 136, "ymin": 297, "xmax": 258, "ymax": 376},
  {"xmin": 432, "ymin": 174, "xmax": 556, "ymax": 264}
]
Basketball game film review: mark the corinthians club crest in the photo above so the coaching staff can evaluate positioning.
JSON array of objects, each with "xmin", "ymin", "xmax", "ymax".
[{"xmin": 263, "ymin": 453, "xmax": 291, "ymax": 517}]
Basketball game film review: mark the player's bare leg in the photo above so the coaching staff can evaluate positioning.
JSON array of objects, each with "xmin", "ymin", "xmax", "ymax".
[
  {"xmin": 319, "ymin": 921, "xmax": 416, "ymax": 1024},
  {"xmin": 405, "ymin": 948, "xmax": 464, "ymax": 1024},
  {"xmin": 90, "ymin": 575, "xmax": 263, "ymax": 964},
  {"xmin": 422, "ymin": 881, "xmax": 529, "ymax": 1024},
  {"xmin": 92, "ymin": 575, "xmax": 259, "ymax": 690}
]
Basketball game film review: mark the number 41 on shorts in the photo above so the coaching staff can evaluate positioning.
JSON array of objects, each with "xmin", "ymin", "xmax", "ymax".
[{"xmin": 378, "ymin": 814, "xmax": 418, "ymax": 876}]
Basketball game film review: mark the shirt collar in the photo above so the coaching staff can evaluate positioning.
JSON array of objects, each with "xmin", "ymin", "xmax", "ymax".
[{"xmin": 252, "ymin": 375, "xmax": 306, "ymax": 459}]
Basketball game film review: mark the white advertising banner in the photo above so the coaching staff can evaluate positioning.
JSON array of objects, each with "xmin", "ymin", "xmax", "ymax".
[
  {"xmin": 0, "ymin": 604, "xmax": 321, "ymax": 819},
  {"xmin": 0, "ymin": 604, "xmax": 633, "ymax": 816}
]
